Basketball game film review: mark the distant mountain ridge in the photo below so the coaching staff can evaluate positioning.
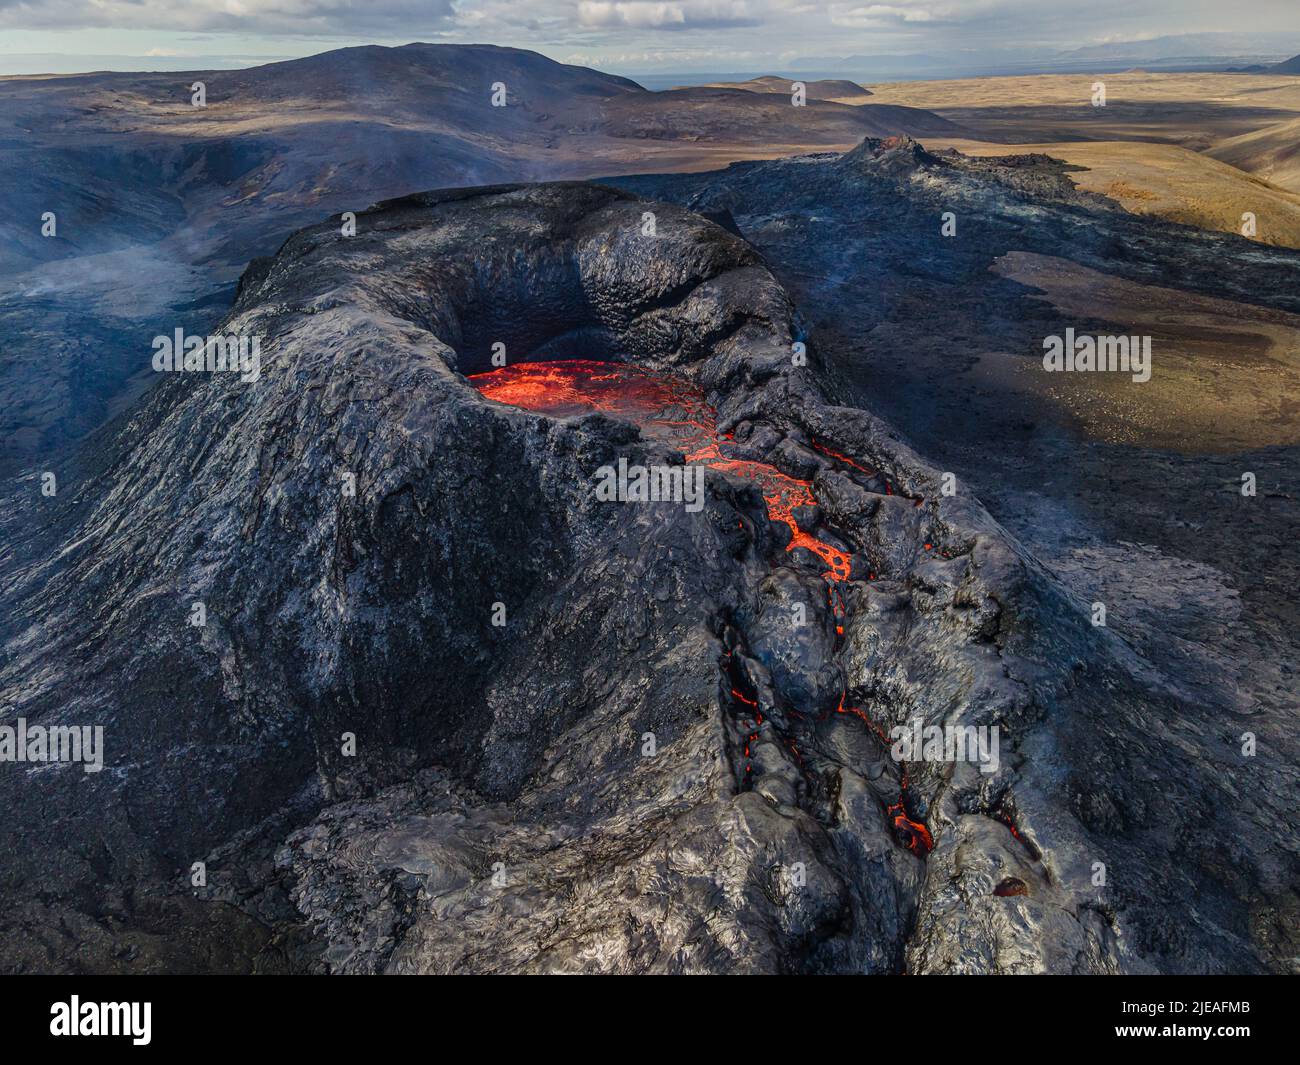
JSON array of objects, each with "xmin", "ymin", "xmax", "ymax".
[
  {"xmin": 1055, "ymin": 32, "xmax": 1298, "ymax": 61},
  {"xmin": 0, "ymin": 41, "xmax": 954, "ymax": 274},
  {"xmin": 784, "ymin": 33, "xmax": 1300, "ymax": 80}
]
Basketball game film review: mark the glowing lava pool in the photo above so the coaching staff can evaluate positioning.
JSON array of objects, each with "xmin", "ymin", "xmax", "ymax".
[{"xmin": 470, "ymin": 360, "xmax": 852, "ymax": 581}]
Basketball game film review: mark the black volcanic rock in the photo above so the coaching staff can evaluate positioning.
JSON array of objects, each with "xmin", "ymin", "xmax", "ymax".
[
  {"xmin": 837, "ymin": 133, "xmax": 948, "ymax": 177},
  {"xmin": 1, "ymin": 165, "xmax": 1295, "ymax": 975}
]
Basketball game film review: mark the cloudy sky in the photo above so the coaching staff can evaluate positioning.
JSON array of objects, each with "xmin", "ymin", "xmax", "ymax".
[{"xmin": 1, "ymin": 0, "xmax": 1297, "ymax": 75}]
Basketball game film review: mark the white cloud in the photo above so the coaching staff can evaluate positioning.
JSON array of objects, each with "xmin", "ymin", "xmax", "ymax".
[
  {"xmin": 829, "ymin": 1, "xmax": 990, "ymax": 29},
  {"xmin": 3, "ymin": 0, "xmax": 1298, "ymax": 71},
  {"xmin": 577, "ymin": 1, "xmax": 761, "ymax": 31},
  {"xmin": 0, "ymin": 1, "xmax": 458, "ymax": 36}
]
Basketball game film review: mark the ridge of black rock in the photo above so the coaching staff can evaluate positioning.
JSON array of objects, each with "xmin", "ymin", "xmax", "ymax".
[
  {"xmin": 1, "ymin": 160, "xmax": 1293, "ymax": 973},
  {"xmin": 836, "ymin": 133, "xmax": 948, "ymax": 176}
]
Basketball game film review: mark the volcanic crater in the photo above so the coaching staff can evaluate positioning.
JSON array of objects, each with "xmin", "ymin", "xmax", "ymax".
[{"xmin": 1, "ymin": 171, "xmax": 1290, "ymax": 974}]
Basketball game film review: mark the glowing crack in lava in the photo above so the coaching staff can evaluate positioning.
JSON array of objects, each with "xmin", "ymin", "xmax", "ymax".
[
  {"xmin": 836, "ymin": 688, "xmax": 933, "ymax": 856},
  {"xmin": 470, "ymin": 360, "xmax": 851, "ymax": 581}
]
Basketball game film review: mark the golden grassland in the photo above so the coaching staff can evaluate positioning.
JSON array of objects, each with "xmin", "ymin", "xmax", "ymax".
[
  {"xmin": 989, "ymin": 251, "xmax": 1300, "ymax": 453},
  {"xmin": 864, "ymin": 71, "xmax": 1300, "ymax": 247}
]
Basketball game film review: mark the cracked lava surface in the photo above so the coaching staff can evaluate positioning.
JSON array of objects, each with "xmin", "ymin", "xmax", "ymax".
[{"xmin": 471, "ymin": 359, "xmax": 933, "ymax": 856}]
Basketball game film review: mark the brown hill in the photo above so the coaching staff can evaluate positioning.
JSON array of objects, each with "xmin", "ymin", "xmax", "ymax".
[
  {"xmin": 701, "ymin": 75, "xmax": 873, "ymax": 101},
  {"xmin": 1206, "ymin": 114, "xmax": 1300, "ymax": 194},
  {"xmin": 0, "ymin": 44, "xmax": 956, "ymax": 277}
]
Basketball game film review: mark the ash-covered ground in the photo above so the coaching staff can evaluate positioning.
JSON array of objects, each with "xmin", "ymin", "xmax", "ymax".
[{"xmin": 1, "ymin": 147, "xmax": 1295, "ymax": 973}]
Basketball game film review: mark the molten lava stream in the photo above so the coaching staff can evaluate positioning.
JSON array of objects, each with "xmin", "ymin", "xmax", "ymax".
[
  {"xmin": 887, "ymin": 800, "xmax": 935, "ymax": 855},
  {"xmin": 470, "ymin": 360, "xmax": 852, "ymax": 582}
]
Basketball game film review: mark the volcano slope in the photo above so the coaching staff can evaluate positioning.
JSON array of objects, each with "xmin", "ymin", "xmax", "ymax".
[{"xmin": 0, "ymin": 176, "xmax": 1293, "ymax": 974}]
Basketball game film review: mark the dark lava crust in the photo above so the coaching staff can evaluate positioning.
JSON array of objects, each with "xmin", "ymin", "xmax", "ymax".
[{"xmin": 0, "ymin": 171, "xmax": 1294, "ymax": 973}]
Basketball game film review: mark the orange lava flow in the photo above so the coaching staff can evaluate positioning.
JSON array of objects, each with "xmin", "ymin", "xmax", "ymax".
[
  {"xmin": 471, "ymin": 360, "xmax": 852, "ymax": 582},
  {"xmin": 887, "ymin": 801, "xmax": 935, "ymax": 855}
]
